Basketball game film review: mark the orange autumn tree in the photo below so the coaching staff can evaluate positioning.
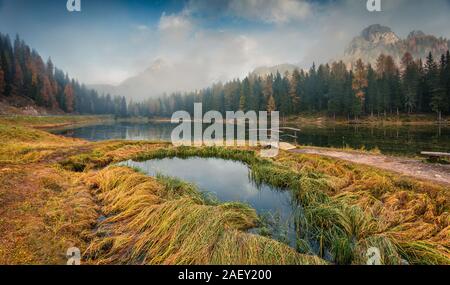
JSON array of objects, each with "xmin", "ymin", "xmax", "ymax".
[
  {"xmin": 352, "ymin": 59, "xmax": 368, "ymax": 116},
  {"xmin": 12, "ymin": 61, "xmax": 23, "ymax": 96},
  {"xmin": 64, "ymin": 83, "xmax": 75, "ymax": 113},
  {"xmin": 40, "ymin": 75, "xmax": 52, "ymax": 107},
  {"xmin": 267, "ymin": 95, "xmax": 276, "ymax": 112}
]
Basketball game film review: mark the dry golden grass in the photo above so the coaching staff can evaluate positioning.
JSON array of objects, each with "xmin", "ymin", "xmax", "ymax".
[
  {"xmin": 272, "ymin": 151, "xmax": 450, "ymax": 264},
  {"xmin": 0, "ymin": 115, "xmax": 110, "ymax": 129},
  {"xmin": 0, "ymin": 165, "xmax": 96, "ymax": 264},
  {"xmin": 1, "ymin": 117, "xmax": 449, "ymax": 265},
  {"xmin": 82, "ymin": 166, "xmax": 325, "ymax": 265},
  {"xmin": 59, "ymin": 144, "xmax": 449, "ymax": 264},
  {"xmin": 0, "ymin": 123, "xmax": 86, "ymax": 164},
  {"xmin": 212, "ymin": 230, "xmax": 326, "ymax": 265}
]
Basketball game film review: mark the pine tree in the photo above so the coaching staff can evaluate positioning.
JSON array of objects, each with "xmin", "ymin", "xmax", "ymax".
[
  {"xmin": 423, "ymin": 52, "xmax": 445, "ymax": 119},
  {"xmin": 11, "ymin": 60, "xmax": 23, "ymax": 96},
  {"xmin": 262, "ymin": 75, "xmax": 273, "ymax": 111},
  {"xmin": 239, "ymin": 77, "xmax": 251, "ymax": 111},
  {"xmin": 328, "ymin": 61, "xmax": 347, "ymax": 118},
  {"xmin": 289, "ymin": 69, "xmax": 301, "ymax": 114},
  {"xmin": 0, "ymin": 67, "xmax": 4, "ymax": 96},
  {"xmin": 305, "ymin": 63, "xmax": 318, "ymax": 111},
  {"xmin": 46, "ymin": 58, "xmax": 59, "ymax": 108},
  {"xmin": 365, "ymin": 64, "xmax": 377, "ymax": 116},
  {"xmin": 120, "ymin": 96, "xmax": 127, "ymax": 117},
  {"xmin": 239, "ymin": 94, "xmax": 246, "ymax": 111},
  {"xmin": 424, "ymin": 52, "xmax": 439, "ymax": 113},
  {"xmin": 431, "ymin": 54, "xmax": 448, "ymax": 120},
  {"xmin": 251, "ymin": 77, "xmax": 263, "ymax": 112},
  {"xmin": 390, "ymin": 70, "xmax": 403, "ymax": 115},
  {"xmin": 278, "ymin": 71, "xmax": 291, "ymax": 116},
  {"xmin": 401, "ymin": 52, "xmax": 419, "ymax": 114},
  {"xmin": 446, "ymin": 50, "xmax": 450, "ymax": 114},
  {"xmin": 1, "ymin": 34, "xmax": 14, "ymax": 96},
  {"xmin": 272, "ymin": 72, "xmax": 283, "ymax": 112},
  {"xmin": 317, "ymin": 64, "xmax": 330, "ymax": 110}
]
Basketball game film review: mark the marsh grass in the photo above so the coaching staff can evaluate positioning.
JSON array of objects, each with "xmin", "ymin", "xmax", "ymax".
[
  {"xmin": 84, "ymin": 166, "xmax": 324, "ymax": 265},
  {"xmin": 275, "ymin": 152, "xmax": 450, "ymax": 265},
  {"xmin": 71, "ymin": 145, "xmax": 449, "ymax": 265},
  {"xmin": 155, "ymin": 174, "xmax": 219, "ymax": 205},
  {"xmin": 0, "ymin": 115, "xmax": 110, "ymax": 128},
  {"xmin": 132, "ymin": 147, "xmax": 449, "ymax": 264},
  {"xmin": 0, "ymin": 124, "xmax": 85, "ymax": 164}
]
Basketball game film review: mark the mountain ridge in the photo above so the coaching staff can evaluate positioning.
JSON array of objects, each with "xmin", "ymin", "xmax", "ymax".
[
  {"xmin": 341, "ymin": 24, "xmax": 450, "ymax": 67},
  {"xmin": 91, "ymin": 24, "xmax": 450, "ymax": 99}
]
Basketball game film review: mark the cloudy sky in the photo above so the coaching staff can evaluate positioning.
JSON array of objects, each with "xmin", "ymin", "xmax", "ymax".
[{"xmin": 1, "ymin": 0, "xmax": 450, "ymax": 88}]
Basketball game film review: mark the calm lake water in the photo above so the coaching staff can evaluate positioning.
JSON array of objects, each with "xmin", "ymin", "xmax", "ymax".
[
  {"xmin": 53, "ymin": 121, "xmax": 450, "ymax": 156},
  {"xmin": 119, "ymin": 157, "xmax": 298, "ymax": 246}
]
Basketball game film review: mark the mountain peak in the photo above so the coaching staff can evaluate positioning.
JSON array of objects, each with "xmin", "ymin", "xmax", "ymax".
[
  {"xmin": 408, "ymin": 30, "xmax": 426, "ymax": 38},
  {"xmin": 144, "ymin": 58, "xmax": 168, "ymax": 73},
  {"xmin": 360, "ymin": 24, "xmax": 400, "ymax": 44},
  {"xmin": 361, "ymin": 24, "xmax": 391, "ymax": 38},
  {"xmin": 340, "ymin": 25, "xmax": 449, "ymax": 67}
]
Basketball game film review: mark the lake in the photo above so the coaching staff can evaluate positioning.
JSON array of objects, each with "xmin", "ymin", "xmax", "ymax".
[
  {"xmin": 53, "ymin": 121, "xmax": 450, "ymax": 156},
  {"xmin": 119, "ymin": 157, "xmax": 298, "ymax": 246}
]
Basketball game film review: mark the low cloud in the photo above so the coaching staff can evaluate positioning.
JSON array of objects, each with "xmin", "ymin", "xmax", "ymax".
[
  {"xmin": 159, "ymin": 12, "xmax": 193, "ymax": 34},
  {"xmin": 186, "ymin": 0, "xmax": 312, "ymax": 24},
  {"xmin": 228, "ymin": 0, "xmax": 312, "ymax": 24},
  {"xmin": 99, "ymin": 0, "xmax": 450, "ymax": 99}
]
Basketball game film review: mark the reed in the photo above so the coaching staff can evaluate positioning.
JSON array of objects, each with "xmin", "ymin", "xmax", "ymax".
[
  {"xmin": 84, "ymin": 166, "xmax": 324, "ymax": 265},
  {"xmin": 76, "ymin": 145, "xmax": 450, "ymax": 264}
]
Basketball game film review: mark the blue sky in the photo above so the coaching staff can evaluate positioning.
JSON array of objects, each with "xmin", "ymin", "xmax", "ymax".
[{"xmin": 1, "ymin": 0, "xmax": 450, "ymax": 87}]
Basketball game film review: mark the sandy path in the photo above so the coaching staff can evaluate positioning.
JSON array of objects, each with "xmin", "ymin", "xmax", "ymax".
[{"xmin": 290, "ymin": 148, "xmax": 450, "ymax": 186}]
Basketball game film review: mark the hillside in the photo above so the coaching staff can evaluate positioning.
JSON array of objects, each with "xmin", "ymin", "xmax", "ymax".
[{"xmin": 0, "ymin": 33, "xmax": 128, "ymax": 116}]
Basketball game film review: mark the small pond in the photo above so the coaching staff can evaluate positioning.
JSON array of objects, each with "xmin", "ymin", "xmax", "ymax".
[{"xmin": 118, "ymin": 157, "xmax": 298, "ymax": 247}]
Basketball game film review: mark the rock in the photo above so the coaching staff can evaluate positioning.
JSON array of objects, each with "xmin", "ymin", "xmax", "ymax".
[{"xmin": 339, "ymin": 24, "xmax": 450, "ymax": 67}]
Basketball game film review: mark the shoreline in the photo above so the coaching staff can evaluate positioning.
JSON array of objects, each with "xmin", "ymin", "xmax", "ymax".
[
  {"xmin": 1, "ymin": 113, "xmax": 449, "ymax": 128},
  {"xmin": 149, "ymin": 114, "xmax": 450, "ymax": 126}
]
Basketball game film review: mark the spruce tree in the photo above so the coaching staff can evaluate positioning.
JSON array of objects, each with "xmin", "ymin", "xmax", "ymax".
[
  {"xmin": 289, "ymin": 69, "xmax": 301, "ymax": 114},
  {"xmin": 424, "ymin": 52, "xmax": 438, "ymax": 113},
  {"xmin": 401, "ymin": 53, "xmax": 419, "ymax": 114},
  {"xmin": 0, "ymin": 67, "xmax": 4, "ymax": 96},
  {"xmin": 431, "ymin": 54, "xmax": 448, "ymax": 120},
  {"xmin": 365, "ymin": 64, "xmax": 377, "ymax": 116}
]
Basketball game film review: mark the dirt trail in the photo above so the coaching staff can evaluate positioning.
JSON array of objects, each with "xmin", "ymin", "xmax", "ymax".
[{"xmin": 290, "ymin": 148, "xmax": 450, "ymax": 186}]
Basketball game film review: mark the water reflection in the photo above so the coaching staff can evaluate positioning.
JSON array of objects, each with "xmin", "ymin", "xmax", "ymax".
[{"xmin": 53, "ymin": 122, "xmax": 450, "ymax": 156}]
